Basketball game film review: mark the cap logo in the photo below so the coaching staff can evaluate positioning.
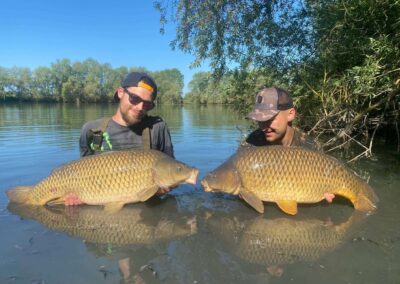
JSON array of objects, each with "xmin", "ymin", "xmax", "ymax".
[
  {"xmin": 138, "ymin": 81, "xmax": 154, "ymax": 93},
  {"xmin": 257, "ymin": 95, "xmax": 263, "ymax": 103}
]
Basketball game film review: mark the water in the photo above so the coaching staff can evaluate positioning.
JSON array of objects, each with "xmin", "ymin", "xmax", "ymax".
[{"xmin": 0, "ymin": 103, "xmax": 399, "ymax": 284}]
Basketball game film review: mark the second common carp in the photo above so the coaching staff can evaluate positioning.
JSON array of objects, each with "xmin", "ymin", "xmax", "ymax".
[
  {"xmin": 7, "ymin": 149, "xmax": 198, "ymax": 212},
  {"xmin": 201, "ymin": 146, "xmax": 378, "ymax": 214}
]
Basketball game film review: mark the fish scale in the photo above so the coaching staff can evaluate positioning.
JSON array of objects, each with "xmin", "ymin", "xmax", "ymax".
[
  {"xmin": 202, "ymin": 146, "xmax": 378, "ymax": 214},
  {"xmin": 7, "ymin": 149, "xmax": 198, "ymax": 209},
  {"xmin": 237, "ymin": 147, "xmax": 359, "ymax": 201},
  {"xmin": 33, "ymin": 151, "xmax": 156, "ymax": 204}
]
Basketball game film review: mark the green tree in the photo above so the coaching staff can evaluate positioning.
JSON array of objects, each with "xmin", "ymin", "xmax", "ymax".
[
  {"xmin": 155, "ymin": 0, "xmax": 313, "ymax": 77},
  {"xmin": 185, "ymin": 72, "xmax": 211, "ymax": 104},
  {"xmin": 62, "ymin": 61, "xmax": 85, "ymax": 103},
  {"xmin": 81, "ymin": 58, "xmax": 104, "ymax": 102},
  {"xmin": 8, "ymin": 67, "xmax": 32, "ymax": 100},
  {"xmin": 51, "ymin": 58, "xmax": 72, "ymax": 101},
  {"xmin": 106, "ymin": 66, "xmax": 129, "ymax": 101},
  {"xmin": 33, "ymin": 66, "xmax": 56, "ymax": 100},
  {"xmin": 0, "ymin": 67, "xmax": 11, "ymax": 100},
  {"xmin": 153, "ymin": 68, "xmax": 184, "ymax": 104},
  {"xmin": 157, "ymin": 0, "xmax": 400, "ymax": 158}
]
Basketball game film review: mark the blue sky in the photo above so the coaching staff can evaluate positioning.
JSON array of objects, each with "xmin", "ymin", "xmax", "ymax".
[{"xmin": 0, "ymin": 0, "xmax": 208, "ymax": 92}]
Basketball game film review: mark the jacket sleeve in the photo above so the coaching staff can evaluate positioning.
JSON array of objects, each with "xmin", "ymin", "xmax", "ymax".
[
  {"xmin": 151, "ymin": 119, "xmax": 175, "ymax": 158},
  {"xmin": 159, "ymin": 122, "xmax": 175, "ymax": 158}
]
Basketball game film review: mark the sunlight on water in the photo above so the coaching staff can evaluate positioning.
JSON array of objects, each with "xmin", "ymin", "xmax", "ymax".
[{"xmin": 0, "ymin": 103, "xmax": 399, "ymax": 284}]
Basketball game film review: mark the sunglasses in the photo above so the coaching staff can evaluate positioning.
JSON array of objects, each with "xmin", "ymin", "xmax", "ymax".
[{"xmin": 124, "ymin": 88, "xmax": 154, "ymax": 110}]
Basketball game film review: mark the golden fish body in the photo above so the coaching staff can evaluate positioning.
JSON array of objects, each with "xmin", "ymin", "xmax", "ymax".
[
  {"xmin": 7, "ymin": 149, "xmax": 198, "ymax": 210},
  {"xmin": 202, "ymin": 146, "xmax": 378, "ymax": 214},
  {"xmin": 206, "ymin": 213, "xmax": 361, "ymax": 270},
  {"xmin": 7, "ymin": 202, "xmax": 196, "ymax": 246}
]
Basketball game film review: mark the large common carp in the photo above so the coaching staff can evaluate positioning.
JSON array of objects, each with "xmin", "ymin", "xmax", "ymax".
[
  {"xmin": 7, "ymin": 149, "xmax": 198, "ymax": 211},
  {"xmin": 201, "ymin": 146, "xmax": 378, "ymax": 214}
]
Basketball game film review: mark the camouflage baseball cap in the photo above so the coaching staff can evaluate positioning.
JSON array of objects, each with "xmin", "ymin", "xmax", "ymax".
[{"xmin": 246, "ymin": 87, "xmax": 294, "ymax": 121}]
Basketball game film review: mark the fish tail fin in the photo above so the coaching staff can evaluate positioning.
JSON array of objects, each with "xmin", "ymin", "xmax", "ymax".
[
  {"xmin": 354, "ymin": 183, "xmax": 379, "ymax": 213},
  {"xmin": 6, "ymin": 186, "xmax": 33, "ymax": 204}
]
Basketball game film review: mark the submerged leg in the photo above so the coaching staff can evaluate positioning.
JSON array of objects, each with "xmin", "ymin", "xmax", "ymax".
[{"xmin": 119, "ymin": 258, "xmax": 130, "ymax": 280}]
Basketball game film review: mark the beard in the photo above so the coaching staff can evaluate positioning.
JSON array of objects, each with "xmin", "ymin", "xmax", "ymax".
[
  {"xmin": 121, "ymin": 109, "xmax": 145, "ymax": 126},
  {"xmin": 263, "ymin": 128, "xmax": 285, "ymax": 143}
]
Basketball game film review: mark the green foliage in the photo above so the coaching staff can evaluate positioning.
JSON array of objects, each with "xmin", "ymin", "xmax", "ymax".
[
  {"xmin": 155, "ymin": 0, "xmax": 314, "ymax": 77},
  {"xmin": 0, "ymin": 59, "xmax": 184, "ymax": 104},
  {"xmin": 152, "ymin": 68, "xmax": 184, "ymax": 104},
  {"xmin": 311, "ymin": 0, "xmax": 400, "ymax": 74},
  {"xmin": 33, "ymin": 67, "xmax": 55, "ymax": 100},
  {"xmin": 184, "ymin": 72, "xmax": 213, "ymax": 104},
  {"xmin": 177, "ymin": 0, "xmax": 400, "ymax": 156}
]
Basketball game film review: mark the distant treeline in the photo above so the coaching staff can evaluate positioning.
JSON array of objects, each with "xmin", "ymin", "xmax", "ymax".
[{"xmin": 0, "ymin": 58, "xmax": 184, "ymax": 104}]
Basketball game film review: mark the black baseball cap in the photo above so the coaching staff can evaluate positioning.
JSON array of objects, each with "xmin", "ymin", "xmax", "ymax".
[{"xmin": 114, "ymin": 72, "xmax": 158, "ymax": 102}]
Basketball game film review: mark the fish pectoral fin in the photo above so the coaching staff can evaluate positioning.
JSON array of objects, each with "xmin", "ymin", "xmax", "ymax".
[
  {"xmin": 47, "ymin": 197, "xmax": 65, "ymax": 207},
  {"xmin": 276, "ymin": 200, "xmax": 298, "ymax": 215},
  {"xmin": 240, "ymin": 189, "xmax": 264, "ymax": 213},
  {"xmin": 104, "ymin": 202, "xmax": 125, "ymax": 213},
  {"xmin": 137, "ymin": 186, "xmax": 159, "ymax": 202}
]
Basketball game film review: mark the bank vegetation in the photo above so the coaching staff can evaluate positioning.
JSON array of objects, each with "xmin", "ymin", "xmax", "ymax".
[
  {"xmin": 0, "ymin": 59, "xmax": 184, "ymax": 105},
  {"xmin": 157, "ymin": 0, "xmax": 400, "ymax": 159}
]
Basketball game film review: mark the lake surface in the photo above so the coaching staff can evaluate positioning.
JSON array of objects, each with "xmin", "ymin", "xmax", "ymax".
[{"xmin": 0, "ymin": 103, "xmax": 399, "ymax": 284}]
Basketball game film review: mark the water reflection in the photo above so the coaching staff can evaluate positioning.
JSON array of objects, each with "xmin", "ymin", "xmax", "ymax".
[
  {"xmin": 7, "ymin": 197, "xmax": 196, "ymax": 247},
  {"xmin": 205, "ymin": 210, "xmax": 369, "ymax": 277},
  {"xmin": 0, "ymin": 103, "xmax": 114, "ymax": 129},
  {"xmin": 8, "ymin": 194, "xmax": 368, "ymax": 281},
  {"xmin": 7, "ymin": 197, "xmax": 199, "ymax": 283},
  {"xmin": 182, "ymin": 104, "xmax": 244, "ymax": 128}
]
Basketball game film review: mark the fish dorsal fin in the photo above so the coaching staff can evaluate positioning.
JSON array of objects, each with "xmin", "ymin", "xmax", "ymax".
[
  {"xmin": 137, "ymin": 186, "xmax": 159, "ymax": 202},
  {"xmin": 276, "ymin": 200, "xmax": 298, "ymax": 215},
  {"xmin": 104, "ymin": 202, "xmax": 125, "ymax": 213},
  {"xmin": 240, "ymin": 189, "xmax": 264, "ymax": 213}
]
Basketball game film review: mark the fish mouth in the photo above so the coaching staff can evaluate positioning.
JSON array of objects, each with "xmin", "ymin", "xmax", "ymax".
[
  {"xmin": 185, "ymin": 168, "xmax": 199, "ymax": 185},
  {"xmin": 201, "ymin": 179, "xmax": 212, "ymax": 192}
]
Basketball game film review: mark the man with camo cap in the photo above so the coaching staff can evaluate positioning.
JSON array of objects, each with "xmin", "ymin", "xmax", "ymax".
[{"xmin": 244, "ymin": 87, "xmax": 318, "ymax": 150}]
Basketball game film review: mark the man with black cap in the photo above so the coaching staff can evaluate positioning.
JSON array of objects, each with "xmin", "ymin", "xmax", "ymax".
[
  {"xmin": 79, "ymin": 71, "xmax": 174, "ymax": 157},
  {"xmin": 244, "ymin": 87, "xmax": 318, "ymax": 149},
  {"xmin": 73, "ymin": 72, "xmax": 174, "ymax": 204}
]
